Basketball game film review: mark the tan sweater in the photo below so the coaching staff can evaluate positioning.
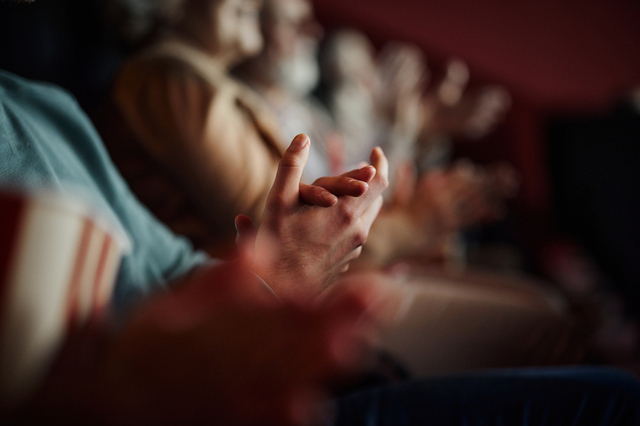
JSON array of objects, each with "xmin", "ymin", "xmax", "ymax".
[{"xmin": 110, "ymin": 39, "xmax": 283, "ymax": 256}]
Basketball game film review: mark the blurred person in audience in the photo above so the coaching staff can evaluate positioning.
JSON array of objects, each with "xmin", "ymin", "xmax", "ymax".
[
  {"xmin": 231, "ymin": 9, "xmax": 588, "ymax": 379},
  {"xmin": 107, "ymin": 0, "xmax": 517, "ymax": 270},
  {"xmin": 318, "ymin": 31, "xmax": 512, "ymax": 177},
  {"xmin": 233, "ymin": 0, "xmax": 340, "ymax": 180},
  {"xmin": 2, "ymin": 45, "xmax": 640, "ymax": 424},
  {"xmin": 410, "ymin": 58, "xmax": 518, "ymax": 268},
  {"xmin": 318, "ymin": 29, "xmax": 426, "ymax": 179},
  {"xmin": 416, "ymin": 58, "xmax": 512, "ymax": 171},
  {"xmin": 102, "ymin": 0, "xmax": 596, "ymax": 381},
  {"xmin": 109, "ymin": 0, "xmax": 294, "ymax": 256},
  {"xmin": 268, "ymin": 23, "xmax": 518, "ymax": 268},
  {"xmin": 236, "ymin": 13, "xmax": 440, "ymax": 265},
  {"xmin": 105, "ymin": 0, "xmax": 378, "ymax": 259},
  {"xmin": 107, "ymin": 0, "xmax": 427, "ymax": 262}
]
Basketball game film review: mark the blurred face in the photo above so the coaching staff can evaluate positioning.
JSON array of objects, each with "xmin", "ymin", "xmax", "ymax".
[
  {"xmin": 264, "ymin": 0, "xmax": 323, "ymax": 95},
  {"xmin": 266, "ymin": 0, "xmax": 320, "ymax": 60},
  {"xmin": 182, "ymin": 0, "xmax": 264, "ymax": 66},
  {"xmin": 325, "ymin": 32, "xmax": 379, "ymax": 91},
  {"xmin": 341, "ymin": 38, "xmax": 378, "ymax": 87},
  {"xmin": 213, "ymin": 0, "xmax": 264, "ymax": 59}
]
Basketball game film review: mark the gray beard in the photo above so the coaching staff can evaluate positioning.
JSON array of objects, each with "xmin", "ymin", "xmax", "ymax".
[{"xmin": 273, "ymin": 41, "xmax": 320, "ymax": 97}]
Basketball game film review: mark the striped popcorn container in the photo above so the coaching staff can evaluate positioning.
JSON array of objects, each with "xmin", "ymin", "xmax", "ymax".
[{"xmin": 0, "ymin": 189, "xmax": 130, "ymax": 405}]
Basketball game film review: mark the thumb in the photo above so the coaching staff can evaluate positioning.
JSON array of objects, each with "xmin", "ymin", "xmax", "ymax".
[{"xmin": 267, "ymin": 134, "xmax": 310, "ymax": 209}]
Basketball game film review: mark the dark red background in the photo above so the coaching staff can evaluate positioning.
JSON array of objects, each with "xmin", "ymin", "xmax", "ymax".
[
  {"xmin": 311, "ymin": 0, "xmax": 640, "ymax": 228},
  {"xmin": 315, "ymin": 0, "xmax": 640, "ymax": 110}
]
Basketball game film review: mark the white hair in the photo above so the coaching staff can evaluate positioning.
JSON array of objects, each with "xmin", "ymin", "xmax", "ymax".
[{"xmin": 320, "ymin": 29, "xmax": 375, "ymax": 86}]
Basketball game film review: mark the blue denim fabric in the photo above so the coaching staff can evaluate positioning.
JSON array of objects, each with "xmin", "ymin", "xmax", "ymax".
[{"xmin": 332, "ymin": 367, "xmax": 640, "ymax": 425}]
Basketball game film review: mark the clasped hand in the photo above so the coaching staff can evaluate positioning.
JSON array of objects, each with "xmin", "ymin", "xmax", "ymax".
[{"xmin": 236, "ymin": 134, "xmax": 389, "ymax": 300}]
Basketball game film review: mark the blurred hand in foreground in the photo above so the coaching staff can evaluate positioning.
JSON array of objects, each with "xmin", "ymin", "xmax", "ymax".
[{"xmin": 20, "ymin": 257, "xmax": 387, "ymax": 426}]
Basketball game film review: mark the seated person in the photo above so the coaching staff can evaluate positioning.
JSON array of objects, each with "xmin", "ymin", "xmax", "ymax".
[
  {"xmin": 108, "ymin": 0, "xmax": 295, "ymax": 256},
  {"xmin": 313, "ymin": 29, "xmax": 425, "ymax": 177},
  {"xmin": 105, "ymin": 0, "xmax": 581, "ymax": 375},
  {"xmin": 106, "ymin": 0, "xmax": 427, "ymax": 263},
  {"xmin": 237, "ymin": 5, "xmax": 518, "ymax": 268},
  {"xmin": 108, "ymin": 0, "xmax": 520, "ymax": 272},
  {"xmin": 1, "ymin": 60, "xmax": 640, "ymax": 425}
]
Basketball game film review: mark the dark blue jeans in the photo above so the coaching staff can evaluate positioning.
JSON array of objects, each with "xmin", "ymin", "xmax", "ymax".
[{"xmin": 332, "ymin": 367, "xmax": 640, "ymax": 425}]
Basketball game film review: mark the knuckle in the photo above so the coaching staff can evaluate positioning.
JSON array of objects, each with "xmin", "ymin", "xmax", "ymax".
[
  {"xmin": 338, "ymin": 203, "xmax": 358, "ymax": 226},
  {"xmin": 353, "ymin": 229, "xmax": 368, "ymax": 247},
  {"xmin": 278, "ymin": 155, "xmax": 302, "ymax": 170}
]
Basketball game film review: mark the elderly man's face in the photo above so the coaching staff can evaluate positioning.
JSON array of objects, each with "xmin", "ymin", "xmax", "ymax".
[
  {"xmin": 212, "ymin": 0, "xmax": 264, "ymax": 60},
  {"xmin": 266, "ymin": 0, "xmax": 320, "ymax": 60},
  {"xmin": 183, "ymin": 0, "xmax": 264, "ymax": 65}
]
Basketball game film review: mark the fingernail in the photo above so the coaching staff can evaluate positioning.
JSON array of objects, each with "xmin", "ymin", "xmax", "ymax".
[
  {"xmin": 291, "ymin": 134, "xmax": 309, "ymax": 151},
  {"xmin": 349, "ymin": 180, "xmax": 365, "ymax": 189},
  {"xmin": 323, "ymin": 192, "xmax": 338, "ymax": 205}
]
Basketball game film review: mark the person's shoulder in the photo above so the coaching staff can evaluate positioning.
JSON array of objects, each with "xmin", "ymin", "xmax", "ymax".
[
  {"xmin": 118, "ymin": 50, "xmax": 183, "ymax": 76},
  {"xmin": 118, "ymin": 45, "xmax": 220, "ymax": 85},
  {"xmin": 0, "ymin": 69, "xmax": 79, "ymax": 109},
  {"xmin": 115, "ymin": 51, "xmax": 221, "ymax": 104}
]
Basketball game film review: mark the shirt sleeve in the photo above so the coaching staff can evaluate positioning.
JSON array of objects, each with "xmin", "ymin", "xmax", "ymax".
[{"xmin": 0, "ymin": 71, "xmax": 212, "ymax": 315}]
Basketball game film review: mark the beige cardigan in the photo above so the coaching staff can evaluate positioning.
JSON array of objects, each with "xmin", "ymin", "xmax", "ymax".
[{"xmin": 110, "ymin": 39, "xmax": 284, "ymax": 255}]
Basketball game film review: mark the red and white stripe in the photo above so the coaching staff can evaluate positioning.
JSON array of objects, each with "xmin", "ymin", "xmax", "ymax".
[{"xmin": 0, "ymin": 192, "xmax": 126, "ymax": 405}]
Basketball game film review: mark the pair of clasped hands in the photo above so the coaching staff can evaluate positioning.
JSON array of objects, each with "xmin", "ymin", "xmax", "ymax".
[
  {"xmin": 236, "ymin": 132, "xmax": 389, "ymax": 300},
  {"xmin": 22, "ymin": 134, "xmax": 392, "ymax": 426}
]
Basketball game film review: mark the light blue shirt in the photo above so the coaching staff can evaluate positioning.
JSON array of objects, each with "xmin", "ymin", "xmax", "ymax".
[{"xmin": 0, "ymin": 69, "xmax": 209, "ymax": 312}]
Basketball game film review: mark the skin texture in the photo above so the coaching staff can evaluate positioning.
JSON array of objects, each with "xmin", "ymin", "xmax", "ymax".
[{"xmin": 245, "ymin": 134, "xmax": 389, "ymax": 299}]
